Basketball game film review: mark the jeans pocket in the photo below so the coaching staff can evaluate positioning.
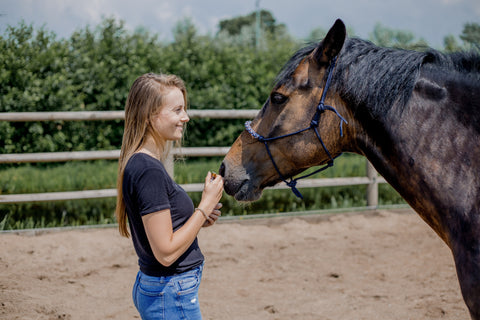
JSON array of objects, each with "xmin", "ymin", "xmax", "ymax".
[
  {"xmin": 176, "ymin": 272, "xmax": 202, "ymax": 319},
  {"xmin": 177, "ymin": 274, "xmax": 200, "ymax": 295},
  {"xmin": 134, "ymin": 274, "xmax": 167, "ymax": 320},
  {"xmin": 138, "ymin": 279, "xmax": 166, "ymax": 297}
]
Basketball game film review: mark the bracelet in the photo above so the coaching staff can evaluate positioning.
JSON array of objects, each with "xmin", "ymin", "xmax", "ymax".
[{"xmin": 195, "ymin": 207, "xmax": 210, "ymax": 221}]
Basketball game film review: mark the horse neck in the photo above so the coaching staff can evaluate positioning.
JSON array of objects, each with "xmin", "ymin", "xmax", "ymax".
[{"xmin": 350, "ymin": 87, "xmax": 480, "ymax": 243}]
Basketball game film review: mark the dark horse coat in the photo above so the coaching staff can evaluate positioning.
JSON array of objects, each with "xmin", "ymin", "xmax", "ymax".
[{"xmin": 221, "ymin": 19, "xmax": 480, "ymax": 319}]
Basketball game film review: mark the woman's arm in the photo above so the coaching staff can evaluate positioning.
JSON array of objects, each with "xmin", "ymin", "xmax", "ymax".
[
  {"xmin": 142, "ymin": 207, "xmax": 207, "ymax": 266},
  {"xmin": 142, "ymin": 172, "xmax": 223, "ymax": 267}
]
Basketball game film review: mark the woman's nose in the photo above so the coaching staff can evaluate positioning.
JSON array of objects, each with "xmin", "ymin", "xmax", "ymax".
[{"xmin": 182, "ymin": 111, "xmax": 190, "ymax": 122}]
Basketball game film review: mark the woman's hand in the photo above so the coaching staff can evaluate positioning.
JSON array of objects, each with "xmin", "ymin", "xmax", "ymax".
[
  {"xmin": 202, "ymin": 202, "xmax": 222, "ymax": 227},
  {"xmin": 198, "ymin": 172, "xmax": 224, "ymax": 226}
]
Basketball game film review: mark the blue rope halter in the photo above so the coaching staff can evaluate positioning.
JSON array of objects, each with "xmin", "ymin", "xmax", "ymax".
[{"xmin": 244, "ymin": 56, "xmax": 347, "ymax": 199}]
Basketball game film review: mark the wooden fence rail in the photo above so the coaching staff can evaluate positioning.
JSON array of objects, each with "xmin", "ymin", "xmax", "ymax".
[
  {"xmin": 0, "ymin": 110, "xmax": 260, "ymax": 121},
  {"xmin": 0, "ymin": 110, "xmax": 385, "ymax": 205}
]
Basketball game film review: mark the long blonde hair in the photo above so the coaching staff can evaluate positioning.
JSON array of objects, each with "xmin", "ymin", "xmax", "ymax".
[{"xmin": 115, "ymin": 73, "xmax": 188, "ymax": 237}]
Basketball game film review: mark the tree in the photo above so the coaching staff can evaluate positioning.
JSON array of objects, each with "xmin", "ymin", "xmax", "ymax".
[
  {"xmin": 218, "ymin": 9, "xmax": 279, "ymax": 35},
  {"xmin": 443, "ymin": 22, "xmax": 480, "ymax": 52},
  {"xmin": 306, "ymin": 27, "xmax": 327, "ymax": 43},
  {"xmin": 369, "ymin": 23, "xmax": 428, "ymax": 50},
  {"xmin": 443, "ymin": 34, "xmax": 462, "ymax": 53},
  {"xmin": 460, "ymin": 22, "xmax": 480, "ymax": 50},
  {"xmin": 217, "ymin": 9, "xmax": 288, "ymax": 47}
]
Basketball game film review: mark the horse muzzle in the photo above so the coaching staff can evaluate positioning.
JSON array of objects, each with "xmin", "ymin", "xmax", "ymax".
[{"xmin": 219, "ymin": 161, "xmax": 263, "ymax": 202}]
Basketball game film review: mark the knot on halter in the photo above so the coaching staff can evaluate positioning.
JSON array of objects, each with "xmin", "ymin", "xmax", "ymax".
[
  {"xmin": 311, "ymin": 102, "xmax": 348, "ymax": 137},
  {"xmin": 286, "ymin": 179, "xmax": 303, "ymax": 199}
]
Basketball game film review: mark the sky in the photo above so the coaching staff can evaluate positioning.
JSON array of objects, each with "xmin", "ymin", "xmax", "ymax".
[{"xmin": 1, "ymin": 0, "xmax": 479, "ymax": 48}]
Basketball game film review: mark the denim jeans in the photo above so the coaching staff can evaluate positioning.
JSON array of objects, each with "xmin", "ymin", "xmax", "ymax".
[{"xmin": 133, "ymin": 264, "xmax": 203, "ymax": 320}]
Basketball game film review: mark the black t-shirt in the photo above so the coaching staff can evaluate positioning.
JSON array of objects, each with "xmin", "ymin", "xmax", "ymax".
[{"xmin": 122, "ymin": 152, "xmax": 204, "ymax": 276}]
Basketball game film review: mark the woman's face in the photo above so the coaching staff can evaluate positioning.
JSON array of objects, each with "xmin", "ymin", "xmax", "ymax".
[{"xmin": 151, "ymin": 87, "xmax": 189, "ymax": 141}]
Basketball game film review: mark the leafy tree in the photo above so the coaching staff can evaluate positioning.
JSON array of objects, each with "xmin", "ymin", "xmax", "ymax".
[
  {"xmin": 369, "ymin": 22, "xmax": 428, "ymax": 50},
  {"xmin": 443, "ymin": 22, "xmax": 480, "ymax": 52},
  {"xmin": 306, "ymin": 27, "xmax": 327, "ymax": 43},
  {"xmin": 443, "ymin": 34, "xmax": 462, "ymax": 53},
  {"xmin": 218, "ymin": 9, "xmax": 288, "ymax": 47},
  {"xmin": 218, "ymin": 9, "xmax": 282, "ymax": 36},
  {"xmin": 460, "ymin": 22, "xmax": 480, "ymax": 50}
]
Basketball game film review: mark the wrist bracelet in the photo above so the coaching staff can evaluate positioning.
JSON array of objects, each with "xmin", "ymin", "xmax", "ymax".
[{"xmin": 195, "ymin": 207, "xmax": 210, "ymax": 221}]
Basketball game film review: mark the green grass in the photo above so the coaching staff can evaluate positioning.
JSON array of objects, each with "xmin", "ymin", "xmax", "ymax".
[
  {"xmin": 0, "ymin": 160, "xmax": 118, "ymax": 193},
  {"xmin": 0, "ymin": 154, "xmax": 405, "ymax": 230}
]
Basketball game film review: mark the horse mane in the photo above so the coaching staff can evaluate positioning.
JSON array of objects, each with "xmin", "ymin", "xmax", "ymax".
[
  {"xmin": 275, "ymin": 38, "xmax": 480, "ymax": 120},
  {"xmin": 446, "ymin": 50, "xmax": 480, "ymax": 74},
  {"xmin": 333, "ymin": 38, "xmax": 428, "ymax": 118}
]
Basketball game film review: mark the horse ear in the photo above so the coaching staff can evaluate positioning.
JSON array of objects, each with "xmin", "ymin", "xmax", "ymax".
[{"xmin": 312, "ymin": 19, "xmax": 346, "ymax": 65}]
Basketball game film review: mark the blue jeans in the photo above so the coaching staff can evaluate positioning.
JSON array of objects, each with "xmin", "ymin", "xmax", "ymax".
[{"xmin": 133, "ymin": 264, "xmax": 203, "ymax": 320}]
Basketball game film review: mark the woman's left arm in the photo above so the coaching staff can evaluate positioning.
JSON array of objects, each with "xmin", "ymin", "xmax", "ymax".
[{"xmin": 142, "ymin": 207, "xmax": 208, "ymax": 267}]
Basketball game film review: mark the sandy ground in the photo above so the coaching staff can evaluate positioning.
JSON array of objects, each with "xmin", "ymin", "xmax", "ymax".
[{"xmin": 0, "ymin": 208, "xmax": 470, "ymax": 320}]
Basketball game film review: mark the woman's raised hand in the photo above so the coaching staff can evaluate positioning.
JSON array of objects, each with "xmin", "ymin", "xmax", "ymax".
[{"xmin": 199, "ymin": 172, "xmax": 224, "ymax": 227}]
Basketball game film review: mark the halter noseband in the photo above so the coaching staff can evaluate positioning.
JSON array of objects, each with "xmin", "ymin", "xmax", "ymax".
[{"xmin": 244, "ymin": 56, "xmax": 347, "ymax": 199}]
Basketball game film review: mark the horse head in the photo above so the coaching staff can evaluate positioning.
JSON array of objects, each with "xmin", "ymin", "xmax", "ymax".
[{"xmin": 220, "ymin": 19, "xmax": 351, "ymax": 201}]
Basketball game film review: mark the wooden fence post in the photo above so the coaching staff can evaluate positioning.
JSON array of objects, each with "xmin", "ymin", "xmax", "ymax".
[
  {"xmin": 165, "ymin": 153, "xmax": 174, "ymax": 179},
  {"xmin": 367, "ymin": 160, "xmax": 378, "ymax": 208}
]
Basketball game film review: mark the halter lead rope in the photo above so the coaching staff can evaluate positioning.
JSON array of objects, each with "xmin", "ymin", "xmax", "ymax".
[{"xmin": 245, "ymin": 56, "xmax": 347, "ymax": 199}]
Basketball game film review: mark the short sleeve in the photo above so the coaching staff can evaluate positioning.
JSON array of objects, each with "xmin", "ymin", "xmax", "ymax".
[{"xmin": 135, "ymin": 166, "xmax": 172, "ymax": 216}]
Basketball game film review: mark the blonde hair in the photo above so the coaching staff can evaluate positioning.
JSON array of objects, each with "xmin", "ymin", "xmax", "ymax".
[{"xmin": 115, "ymin": 73, "xmax": 188, "ymax": 237}]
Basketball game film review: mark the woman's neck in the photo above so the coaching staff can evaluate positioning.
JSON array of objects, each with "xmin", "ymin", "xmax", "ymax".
[{"xmin": 138, "ymin": 138, "xmax": 163, "ymax": 161}]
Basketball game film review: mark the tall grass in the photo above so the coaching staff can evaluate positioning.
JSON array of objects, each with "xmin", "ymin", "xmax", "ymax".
[
  {"xmin": 0, "ymin": 161, "xmax": 118, "ymax": 230},
  {"xmin": 0, "ymin": 154, "xmax": 404, "ymax": 230}
]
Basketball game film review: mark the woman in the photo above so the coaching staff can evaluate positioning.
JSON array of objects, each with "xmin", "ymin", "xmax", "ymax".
[{"xmin": 115, "ymin": 73, "xmax": 224, "ymax": 319}]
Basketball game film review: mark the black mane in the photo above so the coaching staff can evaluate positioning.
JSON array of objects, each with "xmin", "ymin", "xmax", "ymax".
[
  {"xmin": 333, "ymin": 38, "xmax": 427, "ymax": 117},
  {"xmin": 275, "ymin": 38, "xmax": 480, "ymax": 119}
]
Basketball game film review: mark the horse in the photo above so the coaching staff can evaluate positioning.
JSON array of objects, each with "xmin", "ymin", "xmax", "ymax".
[{"xmin": 219, "ymin": 19, "xmax": 480, "ymax": 318}]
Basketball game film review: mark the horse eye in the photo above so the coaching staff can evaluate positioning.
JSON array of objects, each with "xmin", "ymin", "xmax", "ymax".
[{"xmin": 271, "ymin": 92, "xmax": 288, "ymax": 105}]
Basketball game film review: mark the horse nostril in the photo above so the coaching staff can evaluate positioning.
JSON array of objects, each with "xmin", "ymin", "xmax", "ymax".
[{"xmin": 219, "ymin": 162, "xmax": 226, "ymax": 177}]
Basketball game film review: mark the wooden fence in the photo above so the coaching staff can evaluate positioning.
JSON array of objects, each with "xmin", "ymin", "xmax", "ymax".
[{"xmin": 0, "ymin": 110, "xmax": 385, "ymax": 205}]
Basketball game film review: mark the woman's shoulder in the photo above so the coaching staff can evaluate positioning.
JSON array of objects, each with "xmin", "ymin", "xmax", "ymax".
[{"xmin": 125, "ymin": 153, "xmax": 167, "ymax": 176}]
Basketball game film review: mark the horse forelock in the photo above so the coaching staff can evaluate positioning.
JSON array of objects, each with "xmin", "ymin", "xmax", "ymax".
[{"xmin": 274, "ymin": 43, "xmax": 317, "ymax": 89}]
